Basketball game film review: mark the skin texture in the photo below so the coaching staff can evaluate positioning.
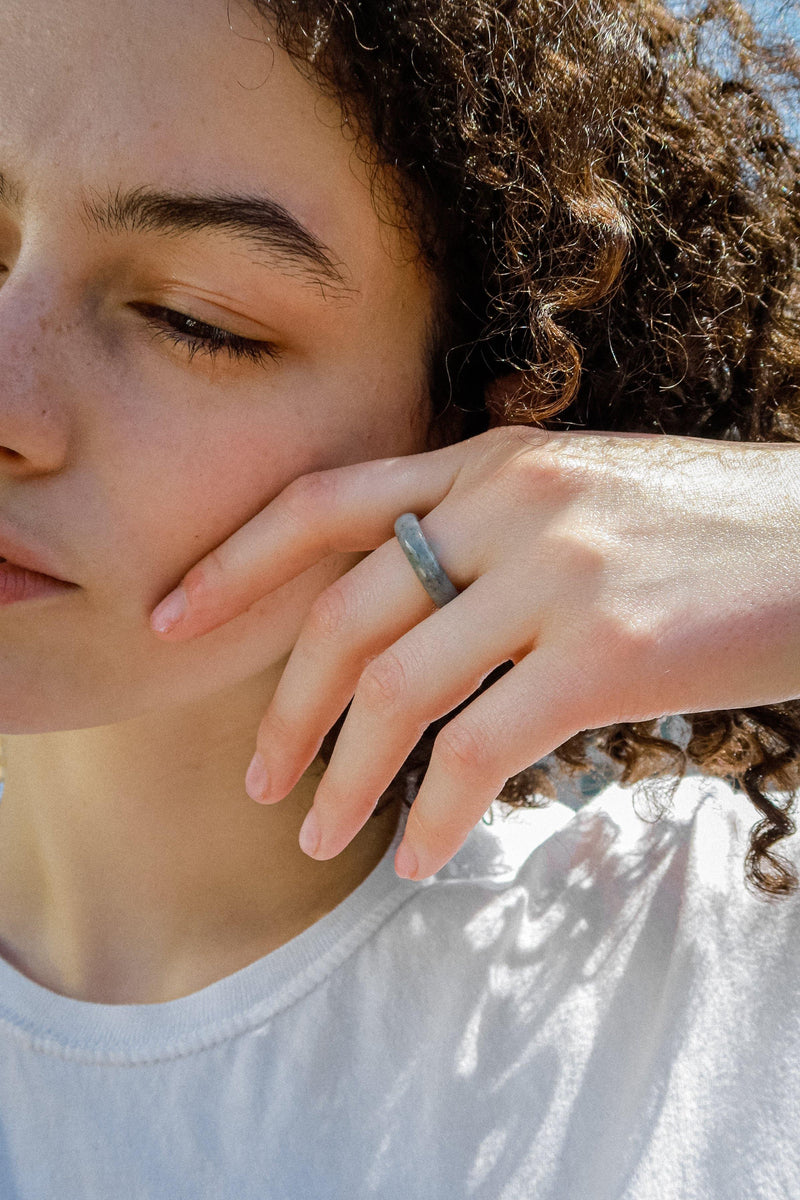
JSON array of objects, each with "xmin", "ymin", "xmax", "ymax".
[
  {"xmin": 153, "ymin": 427, "xmax": 800, "ymax": 881},
  {"xmin": 1, "ymin": 0, "xmax": 799, "ymax": 1006},
  {"xmin": 0, "ymin": 0, "xmax": 433, "ymax": 1002}
]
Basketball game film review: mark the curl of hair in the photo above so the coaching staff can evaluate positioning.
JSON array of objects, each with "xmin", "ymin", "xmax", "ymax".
[{"xmin": 256, "ymin": 0, "xmax": 800, "ymax": 898}]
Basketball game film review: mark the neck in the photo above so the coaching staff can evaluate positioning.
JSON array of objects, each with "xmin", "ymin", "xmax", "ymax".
[{"xmin": 0, "ymin": 672, "xmax": 400, "ymax": 1005}]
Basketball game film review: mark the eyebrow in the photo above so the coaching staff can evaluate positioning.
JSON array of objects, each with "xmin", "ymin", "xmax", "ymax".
[{"xmin": 0, "ymin": 170, "xmax": 352, "ymax": 296}]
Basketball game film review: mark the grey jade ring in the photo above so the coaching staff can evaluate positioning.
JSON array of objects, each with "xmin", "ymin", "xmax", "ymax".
[{"xmin": 393, "ymin": 512, "xmax": 460, "ymax": 608}]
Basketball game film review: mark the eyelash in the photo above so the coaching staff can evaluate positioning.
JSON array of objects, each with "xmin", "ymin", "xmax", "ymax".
[{"xmin": 135, "ymin": 303, "xmax": 280, "ymax": 366}]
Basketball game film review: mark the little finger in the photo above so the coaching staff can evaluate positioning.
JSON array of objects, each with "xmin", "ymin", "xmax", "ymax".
[{"xmin": 395, "ymin": 647, "xmax": 582, "ymax": 879}]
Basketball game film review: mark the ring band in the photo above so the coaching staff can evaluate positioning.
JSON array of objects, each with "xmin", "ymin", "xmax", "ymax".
[{"xmin": 394, "ymin": 512, "xmax": 460, "ymax": 607}]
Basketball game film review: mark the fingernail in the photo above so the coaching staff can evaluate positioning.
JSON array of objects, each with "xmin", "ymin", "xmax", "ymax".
[
  {"xmin": 151, "ymin": 587, "xmax": 187, "ymax": 634},
  {"xmin": 299, "ymin": 808, "xmax": 321, "ymax": 857},
  {"xmin": 245, "ymin": 753, "xmax": 269, "ymax": 801},
  {"xmin": 394, "ymin": 840, "xmax": 418, "ymax": 880}
]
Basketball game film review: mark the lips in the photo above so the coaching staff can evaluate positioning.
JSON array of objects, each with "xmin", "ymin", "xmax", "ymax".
[
  {"xmin": 0, "ymin": 557, "xmax": 77, "ymax": 603},
  {"xmin": 0, "ymin": 526, "xmax": 74, "ymax": 583},
  {"xmin": 0, "ymin": 552, "xmax": 49, "ymax": 576}
]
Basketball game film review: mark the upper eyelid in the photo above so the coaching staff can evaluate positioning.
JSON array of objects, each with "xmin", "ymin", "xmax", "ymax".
[
  {"xmin": 0, "ymin": 252, "xmax": 282, "ymax": 352},
  {"xmin": 131, "ymin": 302, "xmax": 271, "ymax": 342},
  {"xmin": 130, "ymin": 300, "xmax": 283, "ymax": 350},
  {"xmin": 136, "ymin": 303, "xmax": 281, "ymax": 365},
  {"xmin": 0, "ymin": 265, "xmax": 270, "ymax": 343},
  {"xmin": 0, "ymin": 207, "xmax": 307, "ymax": 336},
  {"xmin": 130, "ymin": 277, "xmax": 282, "ymax": 342}
]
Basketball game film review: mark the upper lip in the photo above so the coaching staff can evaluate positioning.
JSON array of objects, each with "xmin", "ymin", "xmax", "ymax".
[{"xmin": 0, "ymin": 521, "xmax": 74, "ymax": 583}]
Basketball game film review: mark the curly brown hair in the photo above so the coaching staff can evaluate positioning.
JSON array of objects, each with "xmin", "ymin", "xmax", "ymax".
[{"xmin": 252, "ymin": 0, "xmax": 800, "ymax": 898}]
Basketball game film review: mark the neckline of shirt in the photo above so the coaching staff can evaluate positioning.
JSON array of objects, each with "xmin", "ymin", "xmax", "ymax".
[
  {"xmin": 0, "ymin": 809, "xmax": 423, "ymax": 1064},
  {"xmin": 0, "ymin": 779, "xmax": 716, "ymax": 1065},
  {"xmin": 0, "ymin": 794, "xmax": 580, "ymax": 1064}
]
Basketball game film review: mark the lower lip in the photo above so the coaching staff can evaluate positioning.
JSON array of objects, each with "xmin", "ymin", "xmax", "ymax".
[{"xmin": 0, "ymin": 560, "xmax": 77, "ymax": 604}]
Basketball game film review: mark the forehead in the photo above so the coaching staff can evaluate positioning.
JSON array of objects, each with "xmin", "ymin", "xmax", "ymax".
[{"xmin": 0, "ymin": 0, "xmax": 412, "ymax": 290}]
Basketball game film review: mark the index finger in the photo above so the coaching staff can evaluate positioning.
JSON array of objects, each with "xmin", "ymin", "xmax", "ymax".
[{"xmin": 149, "ymin": 440, "xmax": 467, "ymax": 639}]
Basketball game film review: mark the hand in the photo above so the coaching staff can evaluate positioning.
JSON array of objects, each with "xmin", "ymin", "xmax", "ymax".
[{"xmin": 149, "ymin": 426, "xmax": 800, "ymax": 879}]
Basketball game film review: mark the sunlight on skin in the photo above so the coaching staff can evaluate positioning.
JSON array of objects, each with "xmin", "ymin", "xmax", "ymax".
[{"xmin": 0, "ymin": 0, "xmax": 435, "ymax": 1003}]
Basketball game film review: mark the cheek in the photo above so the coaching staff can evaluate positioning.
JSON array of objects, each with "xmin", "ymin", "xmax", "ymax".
[
  {"xmin": 125, "ymin": 377, "xmax": 423, "ymax": 608},
  {"xmin": 90, "ymin": 399, "xmax": 327, "ymax": 609},
  {"xmin": 83, "ymin": 325, "xmax": 427, "ymax": 614},
  {"xmin": 0, "ymin": 359, "xmax": 427, "ymax": 733}
]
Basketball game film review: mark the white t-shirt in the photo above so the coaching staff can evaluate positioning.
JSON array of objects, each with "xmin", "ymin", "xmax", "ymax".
[{"xmin": 0, "ymin": 774, "xmax": 797, "ymax": 1199}]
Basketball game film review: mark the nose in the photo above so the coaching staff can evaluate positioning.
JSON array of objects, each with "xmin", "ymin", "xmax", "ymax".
[{"xmin": 0, "ymin": 267, "xmax": 74, "ymax": 477}]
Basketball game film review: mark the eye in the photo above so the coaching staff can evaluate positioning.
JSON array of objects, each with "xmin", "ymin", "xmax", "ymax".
[{"xmin": 132, "ymin": 303, "xmax": 280, "ymax": 366}]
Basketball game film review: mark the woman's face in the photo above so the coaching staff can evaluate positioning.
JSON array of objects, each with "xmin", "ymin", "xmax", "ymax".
[{"xmin": 0, "ymin": 0, "xmax": 436, "ymax": 731}]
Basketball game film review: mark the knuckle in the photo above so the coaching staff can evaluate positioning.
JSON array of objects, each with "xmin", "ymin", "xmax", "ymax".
[
  {"xmin": 601, "ymin": 608, "xmax": 661, "ymax": 666},
  {"xmin": 498, "ymin": 447, "xmax": 580, "ymax": 510},
  {"xmin": 357, "ymin": 649, "xmax": 411, "ymax": 710},
  {"xmin": 578, "ymin": 602, "xmax": 660, "ymax": 668},
  {"xmin": 434, "ymin": 718, "xmax": 491, "ymax": 779},
  {"xmin": 280, "ymin": 471, "xmax": 337, "ymax": 532},
  {"xmin": 305, "ymin": 579, "xmax": 353, "ymax": 640},
  {"xmin": 255, "ymin": 705, "xmax": 296, "ymax": 752},
  {"xmin": 405, "ymin": 801, "xmax": 463, "ymax": 854},
  {"xmin": 531, "ymin": 528, "xmax": 609, "ymax": 609},
  {"xmin": 182, "ymin": 546, "xmax": 227, "ymax": 605},
  {"xmin": 552, "ymin": 529, "xmax": 608, "ymax": 580}
]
